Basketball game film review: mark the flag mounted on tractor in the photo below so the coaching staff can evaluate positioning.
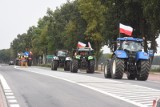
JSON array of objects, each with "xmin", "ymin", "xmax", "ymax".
[
  {"xmin": 77, "ymin": 41, "xmax": 86, "ymax": 48},
  {"xmin": 119, "ymin": 23, "xmax": 133, "ymax": 36}
]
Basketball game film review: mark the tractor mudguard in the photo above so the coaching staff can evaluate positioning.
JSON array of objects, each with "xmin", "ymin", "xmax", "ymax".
[
  {"xmin": 75, "ymin": 55, "xmax": 81, "ymax": 59},
  {"xmin": 65, "ymin": 57, "xmax": 72, "ymax": 61},
  {"xmin": 136, "ymin": 52, "xmax": 149, "ymax": 61},
  {"xmin": 88, "ymin": 56, "xmax": 94, "ymax": 60},
  {"xmin": 114, "ymin": 50, "xmax": 128, "ymax": 58}
]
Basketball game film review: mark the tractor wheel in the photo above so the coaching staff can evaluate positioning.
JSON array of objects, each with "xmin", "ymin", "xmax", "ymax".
[
  {"xmin": 110, "ymin": 57, "xmax": 124, "ymax": 79},
  {"xmin": 51, "ymin": 62, "xmax": 54, "ymax": 70},
  {"xmin": 71, "ymin": 60, "xmax": 78, "ymax": 73},
  {"xmin": 51, "ymin": 60, "xmax": 58, "ymax": 70},
  {"xmin": 127, "ymin": 73, "xmax": 136, "ymax": 80},
  {"xmin": 87, "ymin": 60, "xmax": 95, "ymax": 73},
  {"xmin": 104, "ymin": 59, "xmax": 111, "ymax": 78},
  {"xmin": 137, "ymin": 60, "xmax": 150, "ymax": 81},
  {"xmin": 28, "ymin": 60, "xmax": 32, "ymax": 66},
  {"xmin": 127, "ymin": 67, "xmax": 137, "ymax": 80},
  {"xmin": 64, "ymin": 61, "xmax": 70, "ymax": 71}
]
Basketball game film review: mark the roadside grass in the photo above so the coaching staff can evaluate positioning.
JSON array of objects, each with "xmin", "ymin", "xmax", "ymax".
[
  {"xmin": 150, "ymin": 68, "xmax": 160, "ymax": 73},
  {"xmin": 38, "ymin": 64, "xmax": 51, "ymax": 68}
]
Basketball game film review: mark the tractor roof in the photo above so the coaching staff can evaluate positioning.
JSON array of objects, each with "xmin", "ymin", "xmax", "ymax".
[
  {"xmin": 77, "ymin": 47, "xmax": 93, "ymax": 51},
  {"xmin": 117, "ymin": 37, "xmax": 143, "ymax": 42}
]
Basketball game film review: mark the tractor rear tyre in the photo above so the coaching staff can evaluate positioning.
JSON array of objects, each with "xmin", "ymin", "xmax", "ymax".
[
  {"xmin": 71, "ymin": 60, "xmax": 78, "ymax": 73},
  {"xmin": 64, "ymin": 61, "xmax": 70, "ymax": 71},
  {"xmin": 110, "ymin": 57, "xmax": 124, "ymax": 79},
  {"xmin": 127, "ymin": 73, "xmax": 136, "ymax": 80},
  {"xmin": 137, "ymin": 60, "xmax": 150, "ymax": 81},
  {"xmin": 104, "ymin": 59, "xmax": 111, "ymax": 78}
]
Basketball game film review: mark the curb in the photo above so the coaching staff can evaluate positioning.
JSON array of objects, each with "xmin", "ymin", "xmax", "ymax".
[{"xmin": 0, "ymin": 74, "xmax": 20, "ymax": 107}]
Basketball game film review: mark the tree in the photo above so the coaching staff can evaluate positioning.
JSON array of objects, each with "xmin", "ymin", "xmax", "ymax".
[
  {"xmin": 78, "ymin": 0, "xmax": 107, "ymax": 69},
  {"xmin": 0, "ymin": 49, "xmax": 11, "ymax": 63}
]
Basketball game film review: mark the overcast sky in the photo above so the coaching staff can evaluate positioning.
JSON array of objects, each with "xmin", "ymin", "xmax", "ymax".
[
  {"xmin": 0, "ymin": 0, "xmax": 159, "ymax": 54},
  {"xmin": 0, "ymin": 0, "xmax": 67, "ymax": 50}
]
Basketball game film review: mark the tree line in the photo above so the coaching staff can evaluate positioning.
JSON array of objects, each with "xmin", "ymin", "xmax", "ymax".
[{"xmin": 0, "ymin": 0, "xmax": 160, "ymax": 65}]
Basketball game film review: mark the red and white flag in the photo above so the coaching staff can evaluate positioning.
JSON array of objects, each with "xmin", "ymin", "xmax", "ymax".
[
  {"xmin": 119, "ymin": 23, "xmax": 133, "ymax": 36},
  {"xmin": 77, "ymin": 41, "xmax": 86, "ymax": 48}
]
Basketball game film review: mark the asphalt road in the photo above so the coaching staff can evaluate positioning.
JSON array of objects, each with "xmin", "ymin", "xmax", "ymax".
[{"xmin": 0, "ymin": 64, "xmax": 160, "ymax": 107}]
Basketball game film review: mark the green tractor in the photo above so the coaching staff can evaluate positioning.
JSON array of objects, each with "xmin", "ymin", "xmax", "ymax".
[{"xmin": 71, "ymin": 47, "xmax": 95, "ymax": 73}]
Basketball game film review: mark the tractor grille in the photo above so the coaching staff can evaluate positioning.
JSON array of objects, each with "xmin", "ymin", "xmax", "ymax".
[
  {"xmin": 59, "ymin": 57, "xmax": 65, "ymax": 62},
  {"xmin": 128, "ymin": 51, "xmax": 136, "ymax": 63},
  {"xmin": 128, "ymin": 51, "xmax": 136, "ymax": 58}
]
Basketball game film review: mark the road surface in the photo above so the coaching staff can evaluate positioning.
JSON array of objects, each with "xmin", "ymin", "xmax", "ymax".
[{"xmin": 0, "ymin": 64, "xmax": 160, "ymax": 107}]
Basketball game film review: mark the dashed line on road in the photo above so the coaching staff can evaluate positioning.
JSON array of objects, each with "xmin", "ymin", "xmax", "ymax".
[{"xmin": 0, "ymin": 74, "xmax": 20, "ymax": 107}]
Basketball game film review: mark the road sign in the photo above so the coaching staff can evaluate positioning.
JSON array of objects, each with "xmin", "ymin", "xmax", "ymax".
[{"xmin": 46, "ymin": 55, "xmax": 54, "ymax": 59}]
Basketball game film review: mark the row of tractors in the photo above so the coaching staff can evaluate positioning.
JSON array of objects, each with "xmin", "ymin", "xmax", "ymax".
[
  {"xmin": 51, "ymin": 47, "xmax": 95, "ymax": 73},
  {"xmin": 51, "ymin": 37, "xmax": 151, "ymax": 81}
]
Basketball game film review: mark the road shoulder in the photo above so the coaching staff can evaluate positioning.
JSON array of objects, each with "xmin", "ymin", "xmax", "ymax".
[{"xmin": 0, "ymin": 82, "xmax": 8, "ymax": 107}]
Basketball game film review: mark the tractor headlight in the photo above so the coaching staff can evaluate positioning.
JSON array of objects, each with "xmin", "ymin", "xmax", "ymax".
[
  {"xmin": 143, "ymin": 53, "xmax": 148, "ymax": 56},
  {"xmin": 53, "ymin": 56, "xmax": 59, "ymax": 60},
  {"xmin": 117, "ymin": 52, "xmax": 122, "ymax": 55},
  {"xmin": 66, "ymin": 57, "xmax": 71, "ymax": 61}
]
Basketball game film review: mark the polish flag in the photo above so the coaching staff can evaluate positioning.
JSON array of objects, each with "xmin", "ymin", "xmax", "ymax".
[
  {"xmin": 119, "ymin": 23, "xmax": 133, "ymax": 36},
  {"xmin": 77, "ymin": 41, "xmax": 86, "ymax": 48}
]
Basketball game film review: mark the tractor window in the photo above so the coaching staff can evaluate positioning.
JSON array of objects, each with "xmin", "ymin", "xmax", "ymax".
[
  {"xmin": 57, "ymin": 51, "xmax": 67, "ymax": 56},
  {"xmin": 79, "ymin": 51, "xmax": 88, "ymax": 56},
  {"xmin": 122, "ymin": 41, "xmax": 142, "ymax": 52}
]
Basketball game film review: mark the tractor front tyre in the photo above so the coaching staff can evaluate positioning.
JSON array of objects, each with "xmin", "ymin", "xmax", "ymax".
[
  {"xmin": 104, "ymin": 59, "xmax": 111, "ymax": 78},
  {"xmin": 71, "ymin": 60, "xmax": 78, "ymax": 73},
  {"xmin": 137, "ymin": 60, "xmax": 150, "ymax": 81},
  {"xmin": 127, "ymin": 74, "xmax": 136, "ymax": 80},
  {"xmin": 110, "ymin": 57, "xmax": 124, "ymax": 79},
  {"xmin": 87, "ymin": 60, "xmax": 95, "ymax": 73},
  {"xmin": 64, "ymin": 61, "xmax": 71, "ymax": 71},
  {"xmin": 51, "ymin": 61, "xmax": 58, "ymax": 70},
  {"xmin": 127, "ymin": 68, "xmax": 137, "ymax": 80},
  {"xmin": 28, "ymin": 60, "xmax": 32, "ymax": 66}
]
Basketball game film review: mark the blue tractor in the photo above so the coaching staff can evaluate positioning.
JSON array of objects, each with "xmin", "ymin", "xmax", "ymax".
[{"xmin": 104, "ymin": 37, "xmax": 151, "ymax": 81}]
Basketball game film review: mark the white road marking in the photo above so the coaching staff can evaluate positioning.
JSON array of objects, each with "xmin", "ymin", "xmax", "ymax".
[
  {"xmin": 0, "ymin": 74, "xmax": 10, "ymax": 90},
  {"xmin": 8, "ymin": 100, "xmax": 17, "ymax": 103},
  {"xmin": 4, "ymin": 89, "xmax": 12, "ymax": 93},
  {"xmin": 16, "ymin": 67, "xmax": 160, "ymax": 107},
  {"xmin": 5, "ymin": 93, "xmax": 14, "ymax": 95},
  {"xmin": 0, "ymin": 74, "xmax": 20, "ymax": 107},
  {"xmin": 7, "ymin": 96, "xmax": 16, "ymax": 99},
  {"xmin": 10, "ymin": 104, "xmax": 20, "ymax": 107}
]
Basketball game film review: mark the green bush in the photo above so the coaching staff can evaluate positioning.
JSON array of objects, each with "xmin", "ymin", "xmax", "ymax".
[{"xmin": 39, "ymin": 64, "xmax": 51, "ymax": 68}]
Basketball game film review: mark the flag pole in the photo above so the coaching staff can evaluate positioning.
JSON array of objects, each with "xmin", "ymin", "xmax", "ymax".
[{"xmin": 119, "ymin": 23, "xmax": 120, "ymax": 38}]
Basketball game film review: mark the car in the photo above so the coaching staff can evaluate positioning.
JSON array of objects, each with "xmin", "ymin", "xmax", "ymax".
[{"xmin": 9, "ymin": 61, "xmax": 14, "ymax": 65}]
